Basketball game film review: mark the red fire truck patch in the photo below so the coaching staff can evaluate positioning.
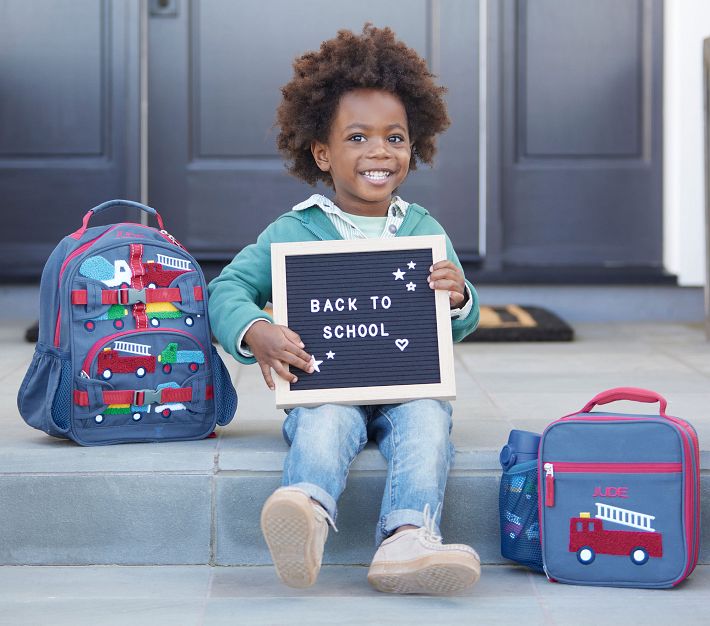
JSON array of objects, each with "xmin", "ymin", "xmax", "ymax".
[{"xmin": 569, "ymin": 503, "xmax": 663, "ymax": 566}]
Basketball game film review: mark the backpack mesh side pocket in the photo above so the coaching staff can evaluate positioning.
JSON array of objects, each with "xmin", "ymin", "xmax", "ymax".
[
  {"xmin": 211, "ymin": 346, "xmax": 237, "ymax": 426},
  {"xmin": 50, "ymin": 358, "xmax": 73, "ymax": 431},
  {"xmin": 17, "ymin": 343, "xmax": 71, "ymax": 438},
  {"xmin": 499, "ymin": 460, "xmax": 543, "ymax": 572}
]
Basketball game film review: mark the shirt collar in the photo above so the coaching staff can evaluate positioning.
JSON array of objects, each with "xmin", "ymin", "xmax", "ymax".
[{"xmin": 292, "ymin": 194, "xmax": 409, "ymax": 218}]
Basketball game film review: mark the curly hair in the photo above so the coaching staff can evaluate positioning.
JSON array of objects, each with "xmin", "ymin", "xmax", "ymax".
[{"xmin": 276, "ymin": 24, "xmax": 450, "ymax": 187}]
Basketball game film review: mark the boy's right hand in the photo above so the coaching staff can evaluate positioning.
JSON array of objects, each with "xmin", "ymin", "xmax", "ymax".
[{"xmin": 244, "ymin": 320, "xmax": 314, "ymax": 390}]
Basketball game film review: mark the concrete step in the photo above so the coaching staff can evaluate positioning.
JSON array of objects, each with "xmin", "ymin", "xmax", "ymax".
[
  {"xmin": 2, "ymin": 564, "xmax": 709, "ymax": 625},
  {"xmin": 0, "ymin": 426, "xmax": 502, "ymax": 566},
  {"xmin": 1, "ymin": 321, "xmax": 709, "ymax": 566}
]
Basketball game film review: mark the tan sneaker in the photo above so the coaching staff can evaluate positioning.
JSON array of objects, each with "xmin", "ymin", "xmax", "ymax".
[
  {"xmin": 260, "ymin": 487, "xmax": 332, "ymax": 588},
  {"xmin": 367, "ymin": 505, "xmax": 481, "ymax": 595}
]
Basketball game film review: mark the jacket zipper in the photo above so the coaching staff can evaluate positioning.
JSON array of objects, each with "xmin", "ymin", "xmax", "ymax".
[{"xmin": 543, "ymin": 461, "xmax": 682, "ymax": 508}]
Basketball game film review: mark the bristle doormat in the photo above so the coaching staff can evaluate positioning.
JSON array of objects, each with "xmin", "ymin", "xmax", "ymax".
[{"xmin": 463, "ymin": 305, "xmax": 574, "ymax": 342}]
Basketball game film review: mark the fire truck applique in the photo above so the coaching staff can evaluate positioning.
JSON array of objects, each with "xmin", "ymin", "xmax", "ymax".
[
  {"xmin": 80, "ymin": 253, "xmax": 192, "ymax": 289},
  {"xmin": 79, "ymin": 253, "xmax": 198, "ymax": 329},
  {"xmin": 569, "ymin": 503, "xmax": 663, "ymax": 566},
  {"xmin": 98, "ymin": 341, "xmax": 156, "ymax": 380}
]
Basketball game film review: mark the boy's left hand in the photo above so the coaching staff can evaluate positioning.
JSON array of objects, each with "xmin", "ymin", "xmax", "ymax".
[{"xmin": 428, "ymin": 260, "xmax": 467, "ymax": 308}]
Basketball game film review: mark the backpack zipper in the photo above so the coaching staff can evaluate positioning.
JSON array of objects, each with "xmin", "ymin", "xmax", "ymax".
[
  {"xmin": 542, "ymin": 461, "xmax": 682, "ymax": 508},
  {"xmin": 82, "ymin": 327, "xmax": 207, "ymax": 376}
]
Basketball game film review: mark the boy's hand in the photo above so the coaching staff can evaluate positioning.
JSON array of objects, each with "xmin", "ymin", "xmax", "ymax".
[
  {"xmin": 244, "ymin": 320, "xmax": 314, "ymax": 390},
  {"xmin": 428, "ymin": 260, "xmax": 467, "ymax": 308}
]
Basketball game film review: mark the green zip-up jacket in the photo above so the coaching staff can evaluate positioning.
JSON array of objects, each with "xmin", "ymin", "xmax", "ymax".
[{"xmin": 208, "ymin": 203, "xmax": 479, "ymax": 364}]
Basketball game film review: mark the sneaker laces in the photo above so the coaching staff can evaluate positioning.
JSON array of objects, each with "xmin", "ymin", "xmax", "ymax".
[{"xmin": 418, "ymin": 503, "xmax": 442, "ymax": 543}]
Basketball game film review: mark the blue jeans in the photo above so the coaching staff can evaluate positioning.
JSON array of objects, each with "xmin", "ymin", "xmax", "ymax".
[{"xmin": 281, "ymin": 399, "xmax": 454, "ymax": 546}]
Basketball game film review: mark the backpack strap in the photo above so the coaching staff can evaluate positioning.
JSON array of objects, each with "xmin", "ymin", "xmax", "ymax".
[
  {"xmin": 73, "ymin": 385, "xmax": 214, "ymax": 407},
  {"xmin": 129, "ymin": 244, "xmax": 149, "ymax": 329},
  {"xmin": 71, "ymin": 286, "xmax": 204, "ymax": 306},
  {"xmin": 71, "ymin": 200, "xmax": 165, "ymax": 239}
]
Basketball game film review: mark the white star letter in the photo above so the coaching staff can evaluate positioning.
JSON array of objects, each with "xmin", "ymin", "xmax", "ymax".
[
  {"xmin": 309, "ymin": 355, "xmax": 323, "ymax": 373},
  {"xmin": 325, "ymin": 350, "xmax": 335, "ymax": 359},
  {"xmin": 392, "ymin": 268, "xmax": 405, "ymax": 280},
  {"xmin": 406, "ymin": 282, "xmax": 416, "ymax": 291},
  {"xmin": 407, "ymin": 261, "xmax": 416, "ymax": 270}
]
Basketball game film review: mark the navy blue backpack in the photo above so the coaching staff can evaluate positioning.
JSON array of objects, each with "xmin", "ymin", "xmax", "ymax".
[{"xmin": 18, "ymin": 199, "xmax": 237, "ymax": 445}]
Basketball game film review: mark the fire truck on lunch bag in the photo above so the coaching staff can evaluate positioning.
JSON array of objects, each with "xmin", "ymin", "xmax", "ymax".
[{"xmin": 569, "ymin": 503, "xmax": 663, "ymax": 566}]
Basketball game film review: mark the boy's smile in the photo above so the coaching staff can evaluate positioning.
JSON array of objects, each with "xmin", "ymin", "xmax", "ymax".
[{"xmin": 311, "ymin": 89, "xmax": 412, "ymax": 217}]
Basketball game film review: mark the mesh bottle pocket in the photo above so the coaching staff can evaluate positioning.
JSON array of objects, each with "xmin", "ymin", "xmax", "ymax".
[
  {"xmin": 17, "ymin": 343, "xmax": 71, "ymax": 438},
  {"xmin": 211, "ymin": 346, "xmax": 237, "ymax": 426},
  {"xmin": 499, "ymin": 460, "xmax": 543, "ymax": 572}
]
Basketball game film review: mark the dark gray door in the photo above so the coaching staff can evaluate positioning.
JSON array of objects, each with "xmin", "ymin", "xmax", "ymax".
[
  {"xmin": 0, "ymin": 0, "xmax": 142, "ymax": 279},
  {"xmin": 148, "ymin": 0, "xmax": 480, "ymax": 265},
  {"xmin": 492, "ymin": 0, "xmax": 663, "ymax": 271},
  {"xmin": 1, "ymin": 0, "xmax": 665, "ymax": 281}
]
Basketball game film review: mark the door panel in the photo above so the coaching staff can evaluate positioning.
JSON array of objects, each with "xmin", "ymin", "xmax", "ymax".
[
  {"xmin": 148, "ymin": 0, "xmax": 480, "ymax": 262},
  {"xmin": 499, "ymin": 0, "xmax": 663, "ymax": 268},
  {"xmin": 0, "ymin": 0, "xmax": 142, "ymax": 279},
  {"xmin": 0, "ymin": 0, "xmax": 665, "ymax": 281}
]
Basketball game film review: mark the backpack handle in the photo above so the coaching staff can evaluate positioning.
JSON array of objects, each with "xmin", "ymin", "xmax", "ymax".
[
  {"xmin": 72, "ymin": 199, "xmax": 165, "ymax": 239},
  {"xmin": 580, "ymin": 387, "xmax": 668, "ymax": 416}
]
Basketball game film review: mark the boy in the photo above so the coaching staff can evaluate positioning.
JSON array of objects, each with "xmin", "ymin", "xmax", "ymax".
[{"xmin": 209, "ymin": 24, "xmax": 480, "ymax": 595}]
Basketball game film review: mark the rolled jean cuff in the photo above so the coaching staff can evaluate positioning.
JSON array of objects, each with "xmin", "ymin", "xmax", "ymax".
[
  {"xmin": 377, "ymin": 508, "xmax": 440, "ymax": 546},
  {"xmin": 284, "ymin": 481, "xmax": 338, "ymax": 525}
]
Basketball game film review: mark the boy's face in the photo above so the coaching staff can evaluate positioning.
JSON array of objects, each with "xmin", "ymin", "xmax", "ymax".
[{"xmin": 311, "ymin": 89, "xmax": 411, "ymax": 216}]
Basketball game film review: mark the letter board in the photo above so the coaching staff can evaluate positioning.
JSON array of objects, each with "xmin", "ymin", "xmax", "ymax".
[{"xmin": 271, "ymin": 235, "xmax": 456, "ymax": 408}]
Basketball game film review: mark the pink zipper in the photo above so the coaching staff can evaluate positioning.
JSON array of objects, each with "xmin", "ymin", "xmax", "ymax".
[
  {"xmin": 543, "ymin": 461, "xmax": 682, "ymax": 508},
  {"xmin": 660, "ymin": 422, "xmax": 700, "ymax": 580},
  {"xmin": 112, "ymin": 222, "xmax": 185, "ymax": 249},
  {"xmin": 548, "ymin": 462, "xmax": 681, "ymax": 474},
  {"xmin": 82, "ymin": 327, "xmax": 206, "ymax": 375}
]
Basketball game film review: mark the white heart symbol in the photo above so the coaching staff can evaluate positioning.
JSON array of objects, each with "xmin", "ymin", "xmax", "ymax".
[{"xmin": 395, "ymin": 339, "xmax": 409, "ymax": 351}]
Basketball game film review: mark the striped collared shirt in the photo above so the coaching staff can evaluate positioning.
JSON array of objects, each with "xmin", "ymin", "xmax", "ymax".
[{"xmin": 292, "ymin": 194, "xmax": 408, "ymax": 239}]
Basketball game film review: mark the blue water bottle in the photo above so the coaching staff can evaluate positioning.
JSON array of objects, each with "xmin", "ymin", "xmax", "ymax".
[
  {"xmin": 499, "ymin": 429, "xmax": 541, "ymax": 471},
  {"xmin": 498, "ymin": 429, "xmax": 544, "ymax": 572}
]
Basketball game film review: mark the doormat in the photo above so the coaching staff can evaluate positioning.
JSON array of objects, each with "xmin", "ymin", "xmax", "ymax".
[{"xmin": 462, "ymin": 305, "xmax": 574, "ymax": 342}]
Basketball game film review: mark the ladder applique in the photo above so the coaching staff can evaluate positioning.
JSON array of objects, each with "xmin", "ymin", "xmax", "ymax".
[
  {"xmin": 594, "ymin": 503, "xmax": 656, "ymax": 532},
  {"xmin": 156, "ymin": 253, "xmax": 191, "ymax": 271},
  {"xmin": 113, "ymin": 341, "xmax": 151, "ymax": 356}
]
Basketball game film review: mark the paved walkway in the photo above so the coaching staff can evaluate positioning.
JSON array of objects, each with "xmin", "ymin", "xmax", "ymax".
[
  {"xmin": 1, "ymin": 319, "xmax": 708, "ymax": 624},
  {"xmin": 0, "ymin": 564, "xmax": 708, "ymax": 625},
  {"xmin": 4, "ymin": 320, "xmax": 710, "ymax": 468}
]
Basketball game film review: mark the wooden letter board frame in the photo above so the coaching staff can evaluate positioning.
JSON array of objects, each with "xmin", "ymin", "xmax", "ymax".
[{"xmin": 271, "ymin": 235, "xmax": 456, "ymax": 409}]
